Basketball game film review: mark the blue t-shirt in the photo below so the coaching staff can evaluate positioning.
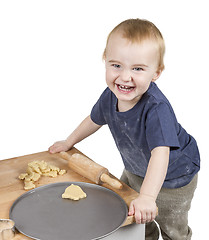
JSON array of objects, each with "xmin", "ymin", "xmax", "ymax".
[{"xmin": 90, "ymin": 82, "xmax": 200, "ymax": 188}]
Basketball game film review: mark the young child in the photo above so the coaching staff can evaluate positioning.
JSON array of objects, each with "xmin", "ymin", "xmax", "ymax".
[{"xmin": 49, "ymin": 19, "xmax": 200, "ymax": 239}]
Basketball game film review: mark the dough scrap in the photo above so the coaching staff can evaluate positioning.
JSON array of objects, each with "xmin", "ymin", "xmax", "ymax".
[
  {"xmin": 62, "ymin": 184, "xmax": 87, "ymax": 200},
  {"xmin": 42, "ymin": 170, "xmax": 58, "ymax": 178},
  {"xmin": 19, "ymin": 160, "xmax": 67, "ymax": 190},
  {"xmin": 59, "ymin": 169, "xmax": 66, "ymax": 175},
  {"xmin": 24, "ymin": 180, "xmax": 36, "ymax": 190},
  {"xmin": 24, "ymin": 172, "xmax": 41, "ymax": 182}
]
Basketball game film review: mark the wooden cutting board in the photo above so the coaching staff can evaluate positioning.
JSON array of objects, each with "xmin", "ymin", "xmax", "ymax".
[{"xmin": 0, "ymin": 147, "xmax": 139, "ymax": 240}]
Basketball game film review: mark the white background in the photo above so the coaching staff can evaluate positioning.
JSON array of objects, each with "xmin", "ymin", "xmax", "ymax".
[{"xmin": 0, "ymin": 0, "xmax": 208, "ymax": 239}]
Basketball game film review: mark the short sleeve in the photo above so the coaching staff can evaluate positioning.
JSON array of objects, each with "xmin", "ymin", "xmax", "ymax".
[
  {"xmin": 146, "ymin": 102, "xmax": 180, "ymax": 151},
  {"xmin": 90, "ymin": 89, "xmax": 108, "ymax": 125}
]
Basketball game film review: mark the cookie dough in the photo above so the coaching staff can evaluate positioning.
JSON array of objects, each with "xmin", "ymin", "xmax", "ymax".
[
  {"xmin": 62, "ymin": 184, "xmax": 87, "ymax": 200},
  {"xmin": 19, "ymin": 160, "xmax": 67, "ymax": 190},
  {"xmin": 24, "ymin": 180, "xmax": 36, "ymax": 190}
]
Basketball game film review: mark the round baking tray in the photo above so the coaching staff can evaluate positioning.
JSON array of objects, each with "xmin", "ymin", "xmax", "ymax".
[{"xmin": 10, "ymin": 182, "xmax": 128, "ymax": 240}]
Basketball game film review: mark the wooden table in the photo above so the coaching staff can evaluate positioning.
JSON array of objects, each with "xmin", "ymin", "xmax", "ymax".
[{"xmin": 0, "ymin": 148, "xmax": 139, "ymax": 240}]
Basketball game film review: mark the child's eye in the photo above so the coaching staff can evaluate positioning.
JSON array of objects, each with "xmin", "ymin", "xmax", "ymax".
[
  {"xmin": 133, "ymin": 67, "xmax": 143, "ymax": 71},
  {"xmin": 112, "ymin": 64, "xmax": 121, "ymax": 69}
]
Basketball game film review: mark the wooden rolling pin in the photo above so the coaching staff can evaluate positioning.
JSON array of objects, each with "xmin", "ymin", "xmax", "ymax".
[{"xmin": 60, "ymin": 152, "xmax": 123, "ymax": 189}]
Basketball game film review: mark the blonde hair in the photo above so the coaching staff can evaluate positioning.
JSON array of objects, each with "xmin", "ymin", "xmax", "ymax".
[{"xmin": 103, "ymin": 18, "xmax": 165, "ymax": 71}]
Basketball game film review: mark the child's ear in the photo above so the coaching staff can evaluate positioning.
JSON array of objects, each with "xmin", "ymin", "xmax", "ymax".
[{"xmin": 152, "ymin": 69, "xmax": 162, "ymax": 82}]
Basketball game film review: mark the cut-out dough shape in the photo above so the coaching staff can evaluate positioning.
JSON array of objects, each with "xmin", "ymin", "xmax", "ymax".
[{"xmin": 62, "ymin": 184, "xmax": 87, "ymax": 200}]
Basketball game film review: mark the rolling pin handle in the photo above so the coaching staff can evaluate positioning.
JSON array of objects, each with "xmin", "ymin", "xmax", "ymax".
[{"xmin": 100, "ymin": 173, "xmax": 123, "ymax": 190}]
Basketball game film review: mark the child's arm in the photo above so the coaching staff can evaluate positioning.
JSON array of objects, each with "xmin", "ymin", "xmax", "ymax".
[
  {"xmin": 128, "ymin": 146, "xmax": 169, "ymax": 224},
  {"xmin": 49, "ymin": 115, "xmax": 102, "ymax": 153}
]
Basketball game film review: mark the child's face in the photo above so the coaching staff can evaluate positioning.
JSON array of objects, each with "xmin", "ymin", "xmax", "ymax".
[{"xmin": 105, "ymin": 33, "xmax": 161, "ymax": 111}]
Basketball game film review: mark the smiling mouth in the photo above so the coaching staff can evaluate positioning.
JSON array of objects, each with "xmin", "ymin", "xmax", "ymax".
[{"xmin": 116, "ymin": 84, "xmax": 135, "ymax": 92}]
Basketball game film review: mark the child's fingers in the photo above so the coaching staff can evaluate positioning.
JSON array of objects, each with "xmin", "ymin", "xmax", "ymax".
[
  {"xmin": 48, "ymin": 145, "xmax": 55, "ymax": 153},
  {"xmin": 48, "ymin": 144, "xmax": 59, "ymax": 153},
  {"xmin": 49, "ymin": 141, "xmax": 69, "ymax": 154},
  {"xmin": 141, "ymin": 212, "xmax": 147, "ymax": 224},
  {"xmin": 146, "ymin": 212, "xmax": 152, "ymax": 223},
  {"xmin": 49, "ymin": 145, "xmax": 60, "ymax": 154},
  {"xmin": 135, "ymin": 210, "xmax": 142, "ymax": 224},
  {"xmin": 128, "ymin": 201, "xmax": 135, "ymax": 216},
  {"xmin": 129, "ymin": 201, "xmax": 143, "ymax": 224},
  {"xmin": 150, "ymin": 206, "xmax": 158, "ymax": 222}
]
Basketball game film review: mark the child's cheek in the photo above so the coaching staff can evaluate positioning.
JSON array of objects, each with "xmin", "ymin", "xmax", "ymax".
[{"xmin": 106, "ymin": 70, "xmax": 117, "ymax": 85}]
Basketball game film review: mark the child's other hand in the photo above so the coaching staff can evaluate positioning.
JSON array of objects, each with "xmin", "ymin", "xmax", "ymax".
[
  {"xmin": 48, "ymin": 140, "xmax": 71, "ymax": 154},
  {"xmin": 128, "ymin": 194, "xmax": 157, "ymax": 224}
]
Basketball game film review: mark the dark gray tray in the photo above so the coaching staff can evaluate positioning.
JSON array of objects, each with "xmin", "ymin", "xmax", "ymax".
[{"xmin": 10, "ymin": 182, "xmax": 128, "ymax": 240}]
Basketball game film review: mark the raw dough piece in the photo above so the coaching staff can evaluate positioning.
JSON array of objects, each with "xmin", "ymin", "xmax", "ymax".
[
  {"xmin": 25, "ymin": 172, "xmax": 41, "ymax": 182},
  {"xmin": 59, "ymin": 169, "xmax": 66, "ymax": 175},
  {"xmin": 18, "ymin": 160, "xmax": 67, "ymax": 190},
  {"xmin": 42, "ymin": 170, "xmax": 58, "ymax": 178},
  {"xmin": 62, "ymin": 184, "xmax": 87, "ymax": 200},
  {"xmin": 19, "ymin": 173, "xmax": 28, "ymax": 180},
  {"xmin": 28, "ymin": 161, "xmax": 42, "ymax": 174},
  {"xmin": 24, "ymin": 180, "xmax": 36, "ymax": 190}
]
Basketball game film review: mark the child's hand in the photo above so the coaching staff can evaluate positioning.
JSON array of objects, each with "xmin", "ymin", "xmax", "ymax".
[
  {"xmin": 48, "ymin": 140, "xmax": 72, "ymax": 154},
  {"xmin": 128, "ymin": 194, "xmax": 157, "ymax": 224}
]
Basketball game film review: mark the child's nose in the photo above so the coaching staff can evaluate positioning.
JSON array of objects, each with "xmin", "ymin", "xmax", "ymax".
[{"xmin": 120, "ymin": 70, "xmax": 132, "ymax": 82}]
